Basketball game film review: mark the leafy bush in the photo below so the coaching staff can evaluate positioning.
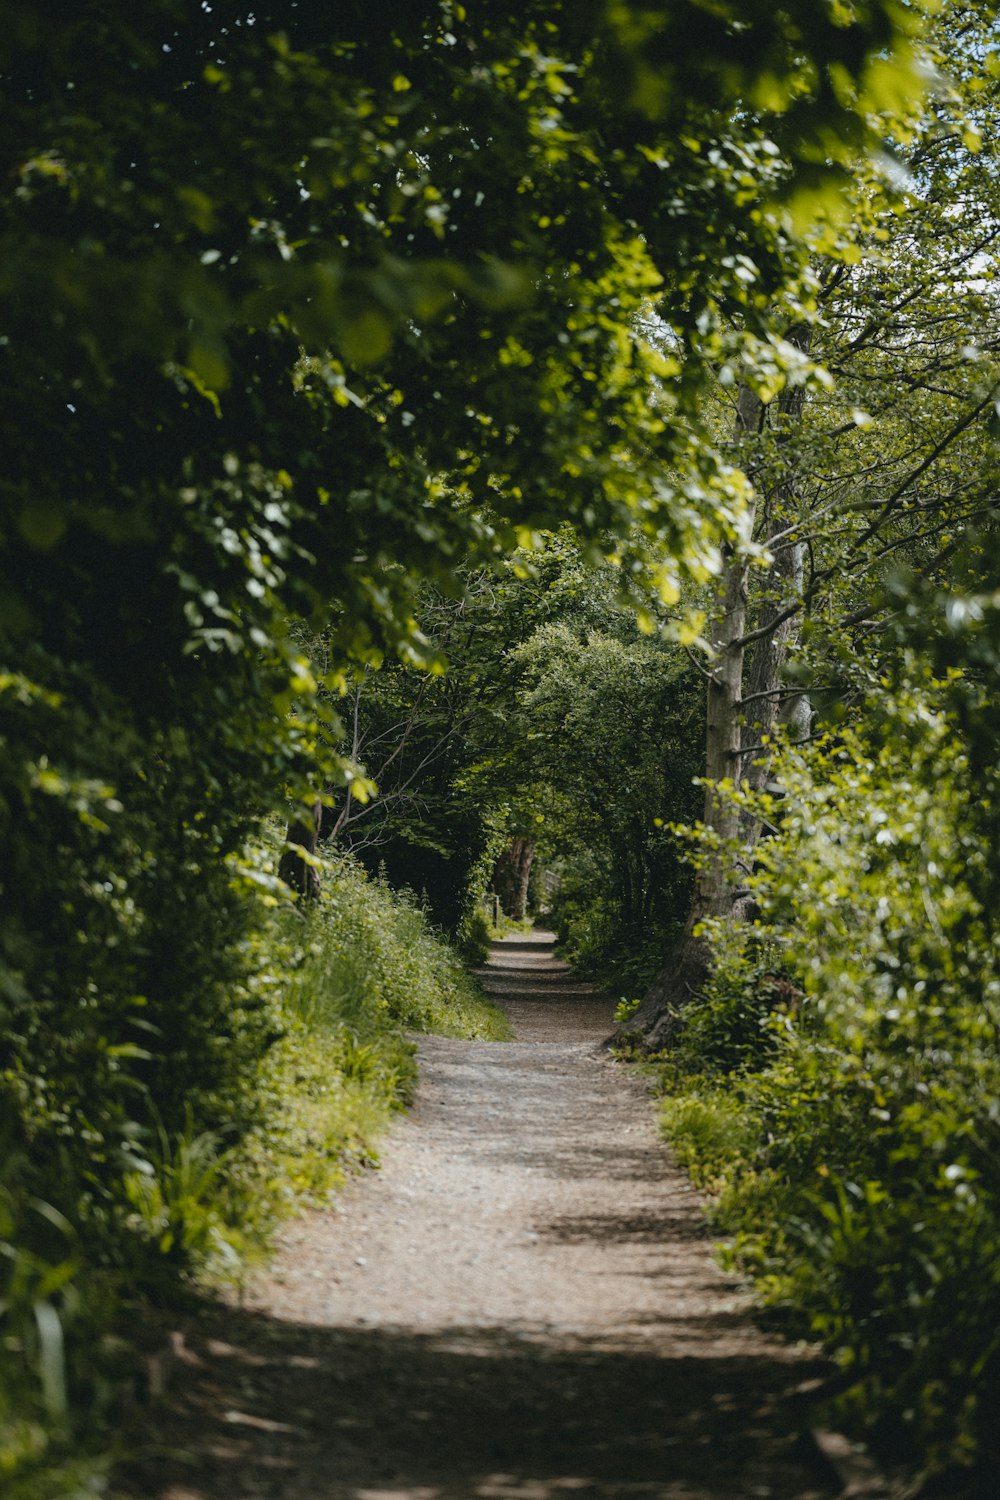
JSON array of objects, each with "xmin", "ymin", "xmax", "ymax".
[
  {"xmin": 551, "ymin": 868, "xmax": 687, "ymax": 995},
  {"xmin": 456, "ymin": 906, "xmax": 496, "ymax": 967},
  {"xmin": 0, "ymin": 843, "xmax": 506, "ymax": 1491},
  {"xmin": 658, "ymin": 1087, "xmax": 759, "ymax": 1190},
  {"xmin": 667, "ymin": 923, "xmax": 795, "ymax": 1077},
  {"xmin": 656, "ymin": 677, "xmax": 1000, "ymax": 1478},
  {"xmin": 0, "ymin": 1130, "xmax": 121, "ymax": 1500}
]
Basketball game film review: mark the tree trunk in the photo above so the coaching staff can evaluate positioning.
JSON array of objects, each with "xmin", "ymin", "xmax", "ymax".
[
  {"xmin": 627, "ymin": 348, "xmax": 813, "ymax": 1048},
  {"xmin": 627, "ymin": 543, "xmax": 753, "ymax": 1046},
  {"xmin": 742, "ymin": 350, "xmax": 810, "ymax": 804},
  {"xmin": 493, "ymin": 836, "xmax": 535, "ymax": 921},
  {"xmin": 624, "ymin": 384, "xmax": 761, "ymax": 1049},
  {"xmin": 278, "ymin": 799, "xmax": 323, "ymax": 900},
  {"xmin": 742, "ymin": 539, "xmax": 804, "ymax": 794}
]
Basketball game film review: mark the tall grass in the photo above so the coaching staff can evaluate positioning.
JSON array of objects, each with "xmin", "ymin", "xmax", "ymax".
[
  {"xmin": 1, "ymin": 848, "xmax": 507, "ymax": 1497},
  {"xmin": 231, "ymin": 855, "xmax": 509, "ymax": 1234}
]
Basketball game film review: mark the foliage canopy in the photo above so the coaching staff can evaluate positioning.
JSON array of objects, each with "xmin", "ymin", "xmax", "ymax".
[{"xmin": 0, "ymin": 0, "xmax": 948, "ymax": 1482}]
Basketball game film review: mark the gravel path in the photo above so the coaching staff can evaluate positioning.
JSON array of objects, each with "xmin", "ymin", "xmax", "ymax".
[{"xmin": 126, "ymin": 932, "xmax": 836, "ymax": 1500}]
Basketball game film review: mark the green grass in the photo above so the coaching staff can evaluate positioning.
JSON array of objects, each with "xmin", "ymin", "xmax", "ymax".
[
  {"xmin": 221, "ymin": 852, "xmax": 511, "ymax": 1249},
  {"xmin": 658, "ymin": 1083, "xmax": 759, "ymax": 1192}
]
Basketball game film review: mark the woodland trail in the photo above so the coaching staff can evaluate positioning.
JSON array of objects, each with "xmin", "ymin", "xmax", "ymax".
[{"xmin": 124, "ymin": 933, "xmax": 838, "ymax": 1500}]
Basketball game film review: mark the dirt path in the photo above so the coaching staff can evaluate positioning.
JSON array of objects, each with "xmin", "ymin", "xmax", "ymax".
[{"xmin": 126, "ymin": 933, "xmax": 836, "ymax": 1500}]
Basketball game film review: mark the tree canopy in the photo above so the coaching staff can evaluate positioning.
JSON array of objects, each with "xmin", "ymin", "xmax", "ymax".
[
  {"xmin": 9, "ymin": 0, "xmax": 990, "ymax": 1487},
  {"xmin": 1, "ymin": 0, "xmax": 929, "ymax": 1176}
]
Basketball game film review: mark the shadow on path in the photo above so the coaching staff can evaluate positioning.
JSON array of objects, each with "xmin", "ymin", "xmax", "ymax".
[
  {"xmin": 478, "ymin": 930, "xmax": 615, "ymax": 1044},
  {"xmin": 123, "ymin": 1301, "xmax": 832, "ymax": 1500},
  {"xmin": 118, "ymin": 927, "xmax": 837, "ymax": 1500}
]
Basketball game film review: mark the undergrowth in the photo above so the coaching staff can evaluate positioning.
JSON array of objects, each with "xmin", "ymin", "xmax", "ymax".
[
  {"xmin": 229, "ymin": 856, "xmax": 509, "ymax": 1241},
  {"xmin": 649, "ymin": 686, "xmax": 1000, "ymax": 1490},
  {"xmin": 1, "ymin": 849, "xmax": 507, "ymax": 1498}
]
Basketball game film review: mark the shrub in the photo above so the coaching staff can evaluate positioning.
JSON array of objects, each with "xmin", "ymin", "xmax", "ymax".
[
  {"xmin": 456, "ymin": 905, "xmax": 496, "ymax": 967},
  {"xmin": 655, "ymin": 677, "xmax": 1000, "ymax": 1478},
  {"xmin": 669, "ymin": 923, "xmax": 796, "ymax": 1077},
  {"xmin": 0, "ymin": 842, "xmax": 507, "ymax": 1491},
  {"xmin": 659, "ymin": 1086, "xmax": 758, "ymax": 1190}
]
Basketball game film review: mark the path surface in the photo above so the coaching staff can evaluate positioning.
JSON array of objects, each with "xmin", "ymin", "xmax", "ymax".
[{"xmin": 128, "ymin": 933, "xmax": 835, "ymax": 1500}]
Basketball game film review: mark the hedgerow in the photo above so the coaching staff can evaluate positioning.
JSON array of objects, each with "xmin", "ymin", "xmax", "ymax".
[
  {"xmin": 0, "ymin": 847, "xmax": 506, "ymax": 1498},
  {"xmin": 655, "ymin": 675, "xmax": 1000, "ymax": 1480}
]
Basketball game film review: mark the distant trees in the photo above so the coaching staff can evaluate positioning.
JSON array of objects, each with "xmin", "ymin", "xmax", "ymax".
[
  {"xmin": 492, "ymin": 839, "xmax": 536, "ymax": 924},
  {"xmin": 325, "ymin": 540, "xmax": 705, "ymax": 982}
]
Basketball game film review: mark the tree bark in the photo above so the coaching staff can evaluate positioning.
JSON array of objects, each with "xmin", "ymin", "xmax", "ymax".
[
  {"xmin": 627, "ymin": 348, "xmax": 814, "ymax": 1048},
  {"xmin": 493, "ymin": 836, "xmax": 535, "ymax": 921},
  {"xmin": 626, "ymin": 535, "xmax": 754, "ymax": 1046},
  {"xmin": 731, "ymin": 533, "xmax": 806, "ymax": 923},
  {"xmin": 742, "ymin": 540, "xmax": 804, "ymax": 791},
  {"xmin": 742, "ymin": 345, "xmax": 811, "ymax": 803},
  {"xmin": 278, "ymin": 799, "xmax": 323, "ymax": 900},
  {"xmin": 625, "ymin": 384, "xmax": 762, "ymax": 1048}
]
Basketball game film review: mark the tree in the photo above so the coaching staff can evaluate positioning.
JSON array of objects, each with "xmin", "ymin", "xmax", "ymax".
[
  {"xmin": 304, "ymin": 540, "xmax": 704, "ymax": 971},
  {"xmin": 492, "ymin": 838, "xmax": 536, "ymax": 923},
  {"xmin": 628, "ymin": 0, "xmax": 1000, "ymax": 1046},
  {"xmin": 0, "ymin": 0, "xmax": 934, "ymax": 1321}
]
